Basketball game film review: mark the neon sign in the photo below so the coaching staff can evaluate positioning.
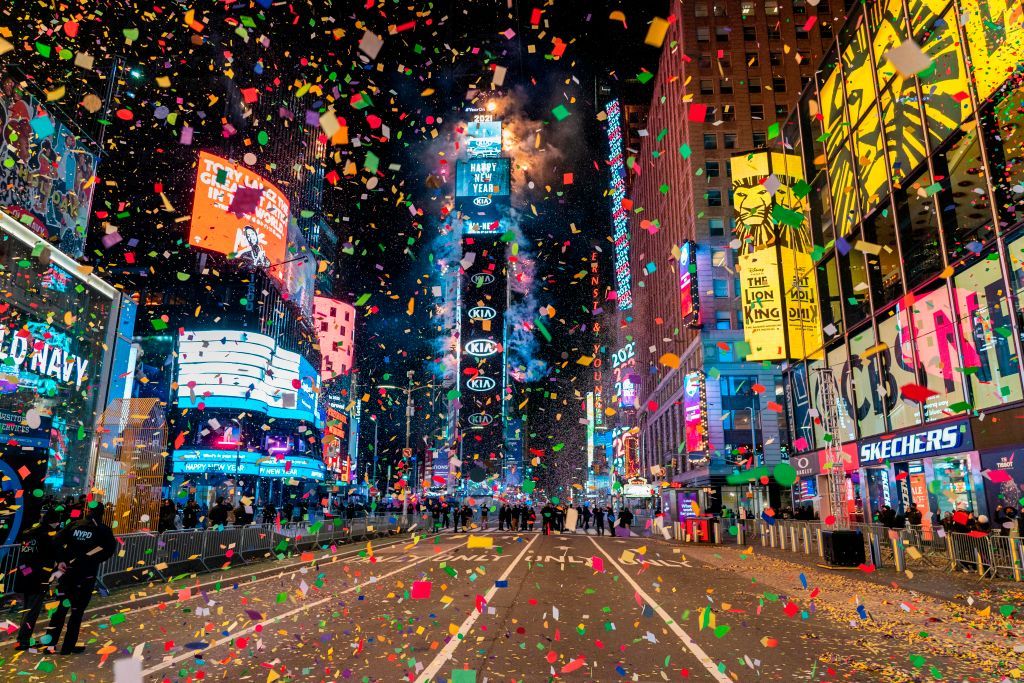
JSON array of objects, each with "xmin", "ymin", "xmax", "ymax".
[{"xmin": 606, "ymin": 99, "xmax": 632, "ymax": 310}]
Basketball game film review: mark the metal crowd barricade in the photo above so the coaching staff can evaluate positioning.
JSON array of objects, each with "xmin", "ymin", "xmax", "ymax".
[
  {"xmin": 240, "ymin": 523, "xmax": 276, "ymax": 561},
  {"xmin": 156, "ymin": 528, "xmax": 209, "ymax": 575},
  {"xmin": 98, "ymin": 532, "xmax": 162, "ymax": 588},
  {"xmin": 201, "ymin": 525, "xmax": 249, "ymax": 568},
  {"xmin": 0, "ymin": 544, "xmax": 22, "ymax": 594}
]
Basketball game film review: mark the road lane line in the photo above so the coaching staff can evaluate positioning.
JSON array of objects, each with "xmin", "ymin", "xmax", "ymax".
[
  {"xmin": 0, "ymin": 536, "xmax": 411, "ymax": 647},
  {"xmin": 415, "ymin": 534, "xmax": 538, "ymax": 683},
  {"xmin": 587, "ymin": 537, "xmax": 731, "ymax": 683},
  {"xmin": 136, "ymin": 538, "xmax": 469, "ymax": 677}
]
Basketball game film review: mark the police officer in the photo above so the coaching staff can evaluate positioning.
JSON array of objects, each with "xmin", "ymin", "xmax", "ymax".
[
  {"xmin": 15, "ymin": 509, "xmax": 60, "ymax": 650},
  {"xmin": 44, "ymin": 504, "xmax": 116, "ymax": 654}
]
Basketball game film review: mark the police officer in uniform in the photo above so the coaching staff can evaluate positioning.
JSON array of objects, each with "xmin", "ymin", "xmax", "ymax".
[
  {"xmin": 15, "ymin": 509, "xmax": 60, "ymax": 650},
  {"xmin": 44, "ymin": 504, "xmax": 116, "ymax": 654}
]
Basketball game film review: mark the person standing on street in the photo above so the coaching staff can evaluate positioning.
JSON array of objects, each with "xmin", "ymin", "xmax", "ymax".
[
  {"xmin": 617, "ymin": 506, "xmax": 634, "ymax": 536},
  {"xmin": 480, "ymin": 505, "xmax": 489, "ymax": 530},
  {"xmin": 594, "ymin": 506, "xmax": 606, "ymax": 536},
  {"xmin": 581, "ymin": 505, "xmax": 592, "ymax": 534},
  {"xmin": 182, "ymin": 500, "xmax": 201, "ymax": 529},
  {"xmin": 158, "ymin": 499, "xmax": 177, "ymax": 532},
  {"xmin": 461, "ymin": 504, "xmax": 473, "ymax": 532},
  {"xmin": 44, "ymin": 505, "xmax": 117, "ymax": 654},
  {"xmin": 441, "ymin": 503, "xmax": 451, "ymax": 530},
  {"xmin": 15, "ymin": 509, "xmax": 60, "ymax": 650}
]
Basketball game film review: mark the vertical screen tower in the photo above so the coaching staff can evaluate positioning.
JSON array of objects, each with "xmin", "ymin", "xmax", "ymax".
[{"xmin": 455, "ymin": 106, "xmax": 512, "ymax": 489}]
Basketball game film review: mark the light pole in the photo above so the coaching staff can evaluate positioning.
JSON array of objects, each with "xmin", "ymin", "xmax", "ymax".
[{"xmin": 375, "ymin": 372, "xmax": 436, "ymax": 516}]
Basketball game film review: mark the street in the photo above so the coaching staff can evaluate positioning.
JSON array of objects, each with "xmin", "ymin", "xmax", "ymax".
[{"xmin": 3, "ymin": 525, "xmax": 1020, "ymax": 682}]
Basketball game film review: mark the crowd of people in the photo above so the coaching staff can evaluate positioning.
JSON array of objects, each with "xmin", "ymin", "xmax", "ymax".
[
  {"xmin": 154, "ymin": 496, "xmax": 394, "ymax": 531},
  {"xmin": 421, "ymin": 499, "xmax": 641, "ymax": 536}
]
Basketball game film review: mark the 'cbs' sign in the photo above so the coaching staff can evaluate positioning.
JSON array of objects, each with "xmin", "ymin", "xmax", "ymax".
[
  {"xmin": 465, "ymin": 339, "xmax": 499, "ymax": 357},
  {"xmin": 466, "ymin": 376, "xmax": 496, "ymax": 392},
  {"xmin": 468, "ymin": 306, "xmax": 497, "ymax": 321},
  {"xmin": 468, "ymin": 413, "xmax": 494, "ymax": 426}
]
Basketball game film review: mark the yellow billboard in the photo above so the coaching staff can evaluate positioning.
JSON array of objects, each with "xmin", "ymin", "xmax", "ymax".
[
  {"xmin": 731, "ymin": 152, "xmax": 823, "ymax": 361},
  {"xmin": 961, "ymin": 0, "xmax": 1024, "ymax": 103}
]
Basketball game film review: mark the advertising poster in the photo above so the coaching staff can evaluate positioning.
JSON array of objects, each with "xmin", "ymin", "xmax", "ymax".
[
  {"xmin": 980, "ymin": 448, "xmax": 1024, "ymax": 518},
  {"xmin": 0, "ymin": 81, "xmax": 99, "ymax": 259},
  {"xmin": 683, "ymin": 371, "xmax": 707, "ymax": 454},
  {"xmin": 679, "ymin": 240, "xmax": 699, "ymax": 326},
  {"xmin": 189, "ymin": 151, "xmax": 290, "ymax": 268},
  {"xmin": 961, "ymin": 0, "xmax": 1024, "ymax": 103}
]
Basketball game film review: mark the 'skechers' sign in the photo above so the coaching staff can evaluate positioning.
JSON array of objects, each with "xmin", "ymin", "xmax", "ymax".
[{"xmin": 859, "ymin": 421, "xmax": 970, "ymax": 464}]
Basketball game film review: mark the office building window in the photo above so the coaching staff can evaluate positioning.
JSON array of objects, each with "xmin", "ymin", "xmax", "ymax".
[
  {"xmin": 720, "ymin": 79, "xmax": 733, "ymax": 95},
  {"xmin": 821, "ymin": 24, "xmax": 833, "ymax": 39},
  {"xmin": 796, "ymin": 27, "xmax": 809, "ymax": 39},
  {"xmin": 715, "ymin": 311, "xmax": 732, "ymax": 330},
  {"xmin": 695, "ymin": 1, "xmax": 708, "ymax": 17},
  {"xmin": 768, "ymin": 25, "xmax": 781, "ymax": 39},
  {"xmin": 709, "ymin": 218, "xmax": 725, "ymax": 236},
  {"xmin": 713, "ymin": 279, "xmax": 729, "ymax": 297},
  {"xmin": 801, "ymin": 75, "xmax": 812, "ymax": 89},
  {"xmin": 706, "ymin": 160, "xmax": 721, "ymax": 177},
  {"xmin": 705, "ymin": 106, "xmax": 718, "ymax": 123},
  {"xmin": 700, "ymin": 79, "xmax": 714, "ymax": 95},
  {"xmin": 704, "ymin": 133, "xmax": 717, "ymax": 150},
  {"xmin": 751, "ymin": 104, "xmax": 764, "ymax": 120},
  {"xmin": 770, "ymin": 52, "xmax": 783, "ymax": 66},
  {"xmin": 716, "ymin": 27, "xmax": 730, "ymax": 42},
  {"xmin": 699, "ymin": 54, "xmax": 712, "ymax": 70},
  {"xmin": 772, "ymin": 77, "xmax": 787, "ymax": 92},
  {"xmin": 765, "ymin": 0, "xmax": 780, "ymax": 14},
  {"xmin": 722, "ymin": 106, "xmax": 735, "ymax": 122},
  {"xmin": 746, "ymin": 52, "xmax": 759, "ymax": 67},
  {"xmin": 707, "ymin": 190, "xmax": 723, "ymax": 207},
  {"xmin": 743, "ymin": 26, "xmax": 757, "ymax": 41},
  {"xmin": 697, "ymin": 26, "xmax": 711, "ymax": 42},
  {"xmin": 775, "ymin": 104, "xmax": 789, "ymax": 118},
  {"xmin": 748, "ymin": 77, "xmax": 762, "ymax": 93},
  {"xmin": 752, "ymin": 130, "xmax": 767, "ymax": 146},
  {"xmin": 741, "ymin": 0, "xmax": 756, "ymax": 15},
  {"xmin": 724, "ymin": 133, "xmax": 737, "ymax": 149},
  {"xmin": 713, "ymin": 2, "xmax": 727, "ymax": 16},
  {"xmin": 794, "ymin": 0, "xmax": 807, "ymax": 12}
]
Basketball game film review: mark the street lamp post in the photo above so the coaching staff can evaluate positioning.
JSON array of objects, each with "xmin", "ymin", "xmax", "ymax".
[{"xmin": 375, "ymin": 373, "xmax": 437, "ymax": 517}]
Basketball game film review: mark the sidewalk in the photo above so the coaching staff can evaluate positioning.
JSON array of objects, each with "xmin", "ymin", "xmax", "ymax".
[{"xmin": 679, "ymin": 540, "xmax": 1024, "ymax": 607}]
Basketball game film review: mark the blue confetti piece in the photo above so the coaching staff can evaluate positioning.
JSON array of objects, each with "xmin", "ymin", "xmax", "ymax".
[
  {"xmin": 799, "ymin": 573, "xmax": 808, "ymax": 589},
  {"xmin": 856, "ymin": 605, "xmax": 868, "ymax": 620},
  {"xmin": 835, "ymin": 237, "xmax": 852, "ymax": 255},
  {"xmin": 496, "ymin": 580, "xmax": 508, "ymax": 588}
]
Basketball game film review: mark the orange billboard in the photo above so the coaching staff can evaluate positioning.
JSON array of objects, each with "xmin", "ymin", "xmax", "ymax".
[{"xmin": 189, "ymin": 151, "xmax": 289, "ymax": 267}]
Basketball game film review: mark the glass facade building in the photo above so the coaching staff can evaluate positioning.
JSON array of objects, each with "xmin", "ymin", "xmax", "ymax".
[{"xmin": 749, "ymin": 0, "xmax": 1024, "ymax": 521}]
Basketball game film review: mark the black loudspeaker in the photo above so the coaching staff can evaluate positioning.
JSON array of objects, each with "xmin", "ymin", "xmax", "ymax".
[{"xmin": 822, "ymin": 530, "xmax": 865, "ymax": 567}]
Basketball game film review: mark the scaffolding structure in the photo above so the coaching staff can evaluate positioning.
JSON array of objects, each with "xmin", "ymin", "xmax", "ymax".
[{"xmin": 813, "ymin": 367, "xmax": 849, "ymax": 529}]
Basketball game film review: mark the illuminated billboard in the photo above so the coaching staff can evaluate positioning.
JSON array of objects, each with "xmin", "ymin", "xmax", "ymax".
[
  {"xmin": 176, "ymin": 329, "xmax": 320, "ymax": 425},
  {"xmin": 189, "ymin": 151, "xmax": 290, "ymax": 268},
  {"xmin": 731, "ymin": 151, "xmax": 823, "ymax": 361},
  {"xmin": 605, "ymin": 99, "xmax": 632, "ymax": 310},
  {"xmin": 611, "ymin": 341, "xmax": 637, "ymax": 409},
  {"xmin": 455, "ymin": 158, "xmax": 512, "ymax": 202},
  {"xmin": 683, "ymin": 371, "xmax": 707, "ymax": 454},
  {"xmin": 173, "ymin": 449, "xmax": 325, "ymax": 480},
  {"xmin": 679, "ymin": 241, "xmax": 699, "ymax": 326},
  {"xmin": 464, "ymin": 120, "xmax": 503, "ymax": 158},
  {"xmin": 962, "ymin": 0, "xmax": 1024, "ymax": 103}
]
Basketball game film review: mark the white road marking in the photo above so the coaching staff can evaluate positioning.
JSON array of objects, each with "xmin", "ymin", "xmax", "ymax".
[
  {"xmin": 0, "ymin": 536, "xmax": 410, "ymax": 647},
  {"xmin": 415, "ymin": 534, "xmax": 539, "ymax": 683},
  {"xmin": 587, "ymin": 536, "xmax": 731, "ymax": 683},
  {"xmin": 136, "ymin": 538, "xmax": 469, "ymax": 677}
]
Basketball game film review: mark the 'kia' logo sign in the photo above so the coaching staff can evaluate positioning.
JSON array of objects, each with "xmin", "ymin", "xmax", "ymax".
[
  {"xmin": 468, "ymin": 413, "xmax": 494, "ymax": 426},
  {"xmin": 466, "ymin": 376, "xmax": 496, "ymax": 392},
  {"xmin": 465, "ymin": 339, "xmax": 499, "ymax": 357},
  {"xmin": 468, "ymin": 306, "xmax": 497, "ymax": 321},
  {"xmin": 473, "ymin": 196, "xmax": 492, "ymax": 206},
  {"xmin": 470, "ymin": 273, "xmax": 495, "ymax": 287}
]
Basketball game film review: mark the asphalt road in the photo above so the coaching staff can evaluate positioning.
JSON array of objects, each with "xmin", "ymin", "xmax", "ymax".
[{"xmin": 0, "ymin": 527, "xmax": 1017, "ymax": 682}]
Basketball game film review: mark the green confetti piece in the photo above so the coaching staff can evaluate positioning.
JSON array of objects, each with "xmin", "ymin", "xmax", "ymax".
[
  {"xmin": 35, "ymin": 42, "xmax": 51, "ymax": 57},
  {"xmin": 767, "ymin": 122, "xmax": 780, "ymax": 139},
  {"xmin": 123, "ymin": 28, "xmax": 140, "ymax": 42},
  {"xmin": 636, "ymin": 70, "xmax": 654, "ymax": 84},
  {"xmin": 551, "ymin": 104, "xmax": 571, "ymax": 121},
  {"xmin": 109, "ymin": 613, "xmax": 127, "ymax": 626},
  {"xmin": 355, "ymin": 293, "xmax": 372, "ymax": 306},
  {"xmin": 276, "ymin": 592, "xmax": 288, "ymax": 604}
]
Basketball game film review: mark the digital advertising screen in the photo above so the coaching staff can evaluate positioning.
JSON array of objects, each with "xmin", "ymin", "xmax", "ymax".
[
  {"xmin": 683, "ymin": 371, "xmax": 707, "ymax": 454},
  {"xmin": 464, "ymin": 120, "xmax": 503, "ymax": 158},
  {"xmin": 679, "ymin": 241, "xmax": 699, "ymax": 326},
  {"xmin": 176, "ymin": 329, "xmax": 321, "ymax": 425},
  {"xmin": 189, "ymin": 151, "xmax": 290, "ymax": 268}
]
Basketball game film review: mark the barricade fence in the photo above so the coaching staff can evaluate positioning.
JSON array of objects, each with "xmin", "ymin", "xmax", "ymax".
[
  {"xmin": 667, "ymin": 517, "xmax": 1023, "ymax": 582},
  {"xmin": 0, "ymin": 513, "xmax": 417, "ymax": 599}
]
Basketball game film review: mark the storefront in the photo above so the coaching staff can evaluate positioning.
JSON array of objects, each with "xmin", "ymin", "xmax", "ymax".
[
  {"xmin": 971, "ymin": 406, "xmax": 1024, "ymax": 524},
  {"xmin": 790, "ymin": 443, "xmax": 861, "ymax": 520},
  {"xmin": 0, "ymin": 209, "xmax": 135, "ymax": 539},
  {"xmin": 856, "ymin": 418, "xmax": 980, "ymax": 523}
]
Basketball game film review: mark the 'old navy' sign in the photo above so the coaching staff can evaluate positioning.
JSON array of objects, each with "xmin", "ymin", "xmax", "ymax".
[{"xmin": 858, "ymin": 421, "xmax": 970, "ymax": 465}]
